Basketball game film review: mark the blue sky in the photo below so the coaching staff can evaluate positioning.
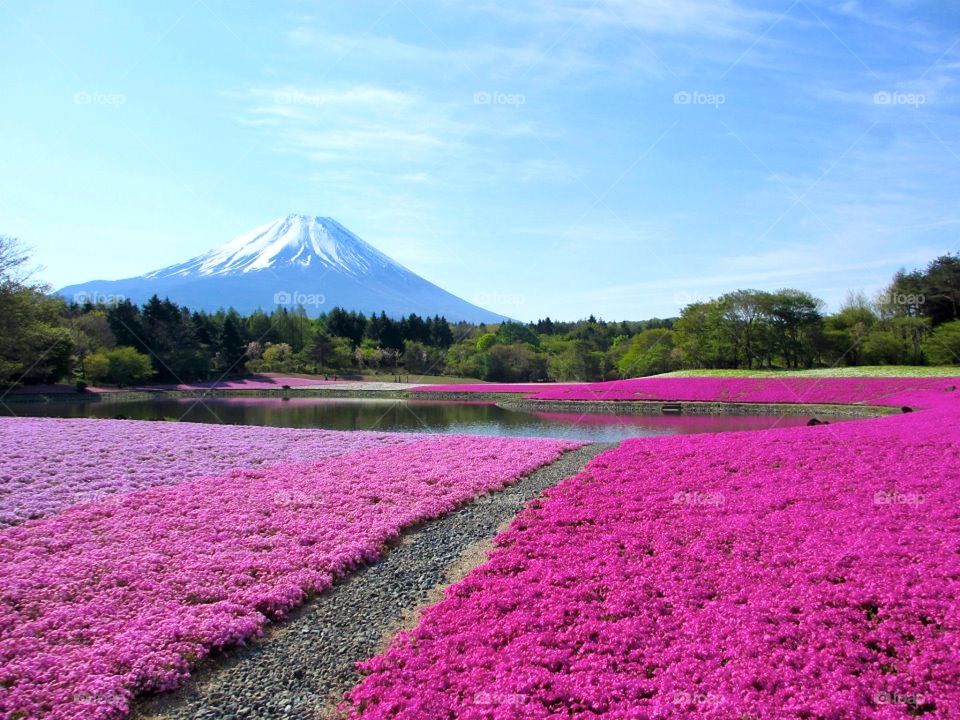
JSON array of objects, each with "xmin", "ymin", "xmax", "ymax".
[{"xmin": 2, "ymin": 0, "xmax": 959, "ymax": 321}]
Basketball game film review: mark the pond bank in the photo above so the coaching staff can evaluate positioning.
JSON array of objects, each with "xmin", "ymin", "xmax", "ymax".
[{"xmin": 2, "ymin": 386, "xmax": 897, "ymax": 418}]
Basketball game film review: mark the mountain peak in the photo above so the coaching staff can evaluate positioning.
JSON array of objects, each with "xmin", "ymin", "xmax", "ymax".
[
  {"xmin": 59, "ymin": 216, "xmax": 509, "ymax": 323},
  {"xmin": 146, "ymin": 215, "xmax": 395, "ymax": 280}
]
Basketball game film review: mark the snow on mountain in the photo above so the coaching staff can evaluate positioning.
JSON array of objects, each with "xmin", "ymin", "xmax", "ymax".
[
  {"xmin": 58, "ymin": 215, "xmax": 509, "ymax": 323},
  {"xmin": 146, "ymin": 216, "xmax": 396, "ymax": 279}
]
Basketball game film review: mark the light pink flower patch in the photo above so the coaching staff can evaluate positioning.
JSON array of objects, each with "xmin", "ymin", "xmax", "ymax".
[
  {"xmin": 137, "ymin": 375, "xmax": 331, "ymax": 391},
  {"xmin": 0, "ymin": 418, "xmax": 426, "ymax": 527},
  {"xmin": 0, "ymin": 435, "xmax": 579, "ymax": 719},
  {"xmin": 347, "ymin": 387, "xmax": 960, "ymax": 719}
]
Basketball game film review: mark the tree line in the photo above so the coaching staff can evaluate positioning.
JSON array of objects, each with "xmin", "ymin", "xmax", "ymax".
[{"xmin": 1, "ymin": 234, "xmax": 958, "ymax": 389}]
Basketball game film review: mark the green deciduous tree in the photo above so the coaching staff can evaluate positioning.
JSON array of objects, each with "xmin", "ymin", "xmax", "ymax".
[
  {"xmin": 922, "ymin": 321, "xmax": 960, "ymax": 365},
  {"xmin": 617, "ymin": 329, "xmax": 679, "ymax": 377}
]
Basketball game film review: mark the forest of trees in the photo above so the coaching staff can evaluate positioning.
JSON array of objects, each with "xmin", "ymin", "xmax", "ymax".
[{"xmin": 2, "ymin": 234, "xmax": 959, "ymax": 389}]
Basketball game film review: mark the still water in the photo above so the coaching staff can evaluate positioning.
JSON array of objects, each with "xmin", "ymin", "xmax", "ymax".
[{"xmin": 8, "ymin": 397, "xmax": 835, "ymax": 442}]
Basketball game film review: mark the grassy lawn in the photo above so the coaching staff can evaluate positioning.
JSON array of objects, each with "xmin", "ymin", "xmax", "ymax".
[{"xmin": 656, "ymin": 366, "xmax": 960, "ymax": 378}]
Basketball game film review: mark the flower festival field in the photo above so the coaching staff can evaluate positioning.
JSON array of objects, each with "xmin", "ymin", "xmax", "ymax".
[
  {"xmin": 0, "ymin": 418, "xmax": 427, "ymax": 527},
  {"xmin": 412, "ymin": 376, "xmax": 955, "ymax": 405},
  {"xmin": 0, "ymin": 421, "xmax": 579, "ymax": 720},
  {"xmin": 347, "ymin": 378, "xmax": 960, "ymax": 719}
]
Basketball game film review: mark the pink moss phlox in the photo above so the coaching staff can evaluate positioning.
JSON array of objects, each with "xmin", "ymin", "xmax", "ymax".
[
  {"xmin": 0, "ymin": 418, "xmax": 426, "ymax": 527},
  {"xmin": 0, "ymin": 435, "xmax": 579, "ymax": 719},
  {"xmin": 347, "ymin": 382, "xmax": 960, "ymax": 719}
]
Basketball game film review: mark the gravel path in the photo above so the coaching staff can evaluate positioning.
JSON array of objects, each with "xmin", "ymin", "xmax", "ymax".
[{"xmin": 132, "ymin": 443, "xmax": 610, "ymax": 720}]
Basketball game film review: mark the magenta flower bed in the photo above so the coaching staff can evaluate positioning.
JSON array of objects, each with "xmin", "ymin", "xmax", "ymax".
[
  {"xmin": 347, "ymin": 387, "xmax": 960, "ymax": 718},
  {"xmin": 414, "ymin": 376, "xmax": 960, "ymax": 408},
  {"xmin": 528, "ymin": 377, "xmax": 958, "ymax": 406},
  {"xmin": 411, "ymin": 383, "xmax": 579, "ymax": 394},
  {"xmin": 0, "ymin": 434, "xmax": 579, "ymax": 719},
  {"xmin": 0, "ymin": 418, "xmax": 425, "ymax": 527}
]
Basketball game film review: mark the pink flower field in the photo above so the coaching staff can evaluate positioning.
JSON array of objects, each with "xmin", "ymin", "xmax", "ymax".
[
  {"xmin": 0, "ymin": 418, "xmax": 426, "ymax": 527},
  {"xmin": 413, "ymin": 376, "xmax": 957, "ymax": 406},
  {"xmin": 347, "ymin": 379, "xmax": 960, "ymax": 719},
  {"xmin": 137, "ymin": 374, "xmax": 330, "ymax": 392},
  {"xmin": 0, "ymin": 429, "xmax": 579, "ymax": 719}
]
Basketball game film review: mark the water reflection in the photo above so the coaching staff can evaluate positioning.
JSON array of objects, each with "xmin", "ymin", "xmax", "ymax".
[{"xmin": 8, "ymin": 397, "xmax": 843, "ymax": 442}]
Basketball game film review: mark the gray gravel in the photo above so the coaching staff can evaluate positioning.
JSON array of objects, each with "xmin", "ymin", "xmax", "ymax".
[{"xmin": 132, "ymin": 443, "xmax": 611, "ymax": 720}]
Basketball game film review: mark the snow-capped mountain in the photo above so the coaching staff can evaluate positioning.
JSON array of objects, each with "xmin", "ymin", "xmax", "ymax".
[{"xmin": 58, "ymin": 215, "xmax": 509, "ymax": 323}]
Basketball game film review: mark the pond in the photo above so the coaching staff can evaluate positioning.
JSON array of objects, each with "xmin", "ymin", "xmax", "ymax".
[{"xmin": 5, "ymin": 397, "xmax": 844, "ymax": 442}]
